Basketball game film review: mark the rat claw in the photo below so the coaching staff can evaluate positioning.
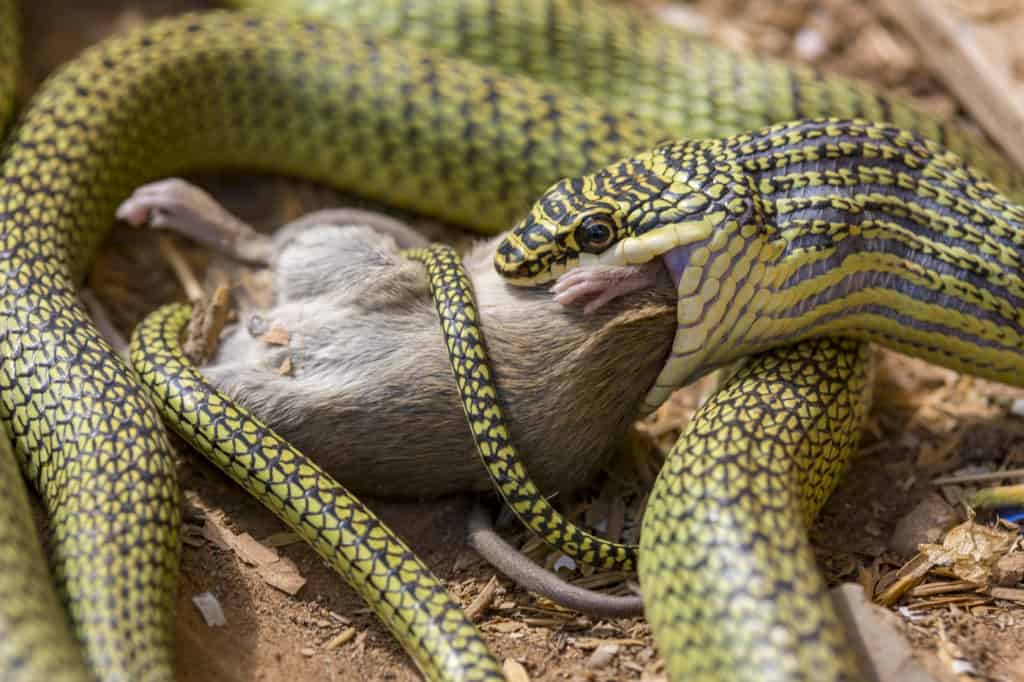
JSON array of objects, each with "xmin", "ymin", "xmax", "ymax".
[{"xmin": 550, "ymin": 263, "xmax": 663, "ymax": 313}]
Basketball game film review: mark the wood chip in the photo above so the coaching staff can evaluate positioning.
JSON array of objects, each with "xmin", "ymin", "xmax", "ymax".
[
  {"xmin": 908, "ymin": 595, "xmax": 991, "ymax": 609},
  {"xmin": 877, "ymin": 0, "xmax": 1024, "ymax": 169},
  {"xmin": 201, "ymin": 514, "xmax": 306, "ymax": 594},
  {"xmin": 502, "ymin": 658, "xmax": 531, "ymax": 682},
  {"xmin": 572, "ymin": 637, "xmax": 646, "ymax": 650},
  {"xmin": 277, "ymin": 356, "xmax": 294, "ymax": 376},
  {"xmin": 157, "ymin": 235, "xmax": 203, "ymax": 302},
  {"xmin": 988, "ymin": 586, "xmax": 1024, "ymax": 603},
  {"xmin": 260, "ymin": 531, "xmax": 303, "ymax": 548},
  {"xmin": 908, "ymin": 580, "xmax": 982, "ymax": 598},
  {"xmin": 183, "ymin": 284, "xmax": 232, "ymax": 364},
  {"xmin": 200, "ymin": 519, "xmax": 233, "ymax": 551},
  {"xmin": 181, "ymin": 524, "xmax": 206, "ymax": 548},
  {"xmin": 876, "ymin": 553, "xmax": 935, "ymax": 606},
  {"xmin": 324, "ymin": 627, "xmax": 358, "ymax": 650},
  {"xmin": 932, "ymin": 468, "xmax": 1024, "ymax": 486},
  {"xmin": 993, "ymin": 551, "xmax": 1024, "ymax": 586},
  {"xmin": 261, "ymin": 323, "xmax": 290, "ymax": 346},
  {"xmin": 465, "ymin": 576, "xmax": 499, "ymax": 622}
]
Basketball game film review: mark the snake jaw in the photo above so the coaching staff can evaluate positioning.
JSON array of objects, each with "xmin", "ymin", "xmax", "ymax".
[{"xmin": 585, "ymin": 218, "xmax": 715, "ymax": 271}]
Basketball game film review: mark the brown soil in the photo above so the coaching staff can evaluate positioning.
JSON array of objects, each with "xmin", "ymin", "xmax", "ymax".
[{"xmin": 16, "ymin": 1, "xmax": 1024, "ymax": 681}]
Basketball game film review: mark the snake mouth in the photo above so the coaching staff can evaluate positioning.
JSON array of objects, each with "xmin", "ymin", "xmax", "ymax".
[{"xmin": 497, "ymin": 262, "xmax": 562, "ymax": 286}]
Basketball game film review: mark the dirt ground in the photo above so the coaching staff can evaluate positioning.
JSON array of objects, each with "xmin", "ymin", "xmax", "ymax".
[{"xmin": 15, "ymin": 1, "xmax": 1024, "ymax": 681}]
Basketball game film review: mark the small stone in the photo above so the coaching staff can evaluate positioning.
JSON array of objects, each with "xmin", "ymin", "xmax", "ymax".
[
  {"xmin": 889, "ymin": 493, "xmax": 959, "ymax": 558},
  {"xmin": 794, "ymin": 27, "xmax": 828, "ymax": 61},
  {"xmin": 300, "ymin": 647, "xmax": 316, "ymax": 658},
  {"xmin": 192, "ymin": 592, "xmax": 227, "ymax": 628},
  {"xmin": 1011, "ymin": 397, "xmax": 1024, "ymax": 417},
  {"xmin": 502, "ymin": 658, "xmax": 530, "ymax": 682},
  {"xmin": 586, "ymin": 643, "xmax": 620, "ymax": 670},
  {"xmin": 831, "ymin": 584, "xmax": 941, "ymax": 682}
]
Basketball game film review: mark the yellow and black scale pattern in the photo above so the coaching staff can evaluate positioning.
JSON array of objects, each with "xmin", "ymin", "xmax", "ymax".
[
  {"xmin": 232, "ymin": 0, "xmax": 1023, "ymax": 198},
  {"xmin": 0, "ymin": 0, "xmax": 1021, "ymax": 680},
  {"xmin": 497, "ymin": 118, "xmax": 1024, "ymax": 411},
  {"xmin": 0, "ymin": 429, "xmax": 91, "ymax": 682},
  {"xmin": 0, "ymin": 9, "xmax": 658, "ymax": 680},
  {"xmin": 129, "ymin": 304, "xmax": 503, "ymax": 682},
  {"xmin": 495, "ymin": 118, "xmax": 1024, "ymax": 680},
  {"xmin": 407, "ymin": 245, "xmax": 636, "ymax": 569},
  {"xmin": 640, "ymin": 339, "xmax": 874, "ymax": 682}
]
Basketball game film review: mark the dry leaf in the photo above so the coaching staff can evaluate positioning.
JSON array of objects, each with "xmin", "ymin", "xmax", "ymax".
[
  {"xmin": 233, "ymin": 532, "xmax": 280, "ymax": 567},
  {"xmin": 919, "ymin": 521, "xmax": 1017, "ymax": 585},
  {"xmin": 258, "ymin": 557, "xmax": 307, "ymax": 596}
]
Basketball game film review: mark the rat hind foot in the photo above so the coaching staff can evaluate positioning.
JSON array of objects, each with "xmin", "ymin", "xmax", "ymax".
[{"xmin": 116, "ymin": 178, "xmax": 273, "ymax": 264}]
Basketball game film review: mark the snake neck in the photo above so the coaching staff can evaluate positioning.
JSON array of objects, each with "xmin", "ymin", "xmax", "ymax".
[{"xmin": 642, "ymin": 119, "xmax": 1024, "ymax": 411}]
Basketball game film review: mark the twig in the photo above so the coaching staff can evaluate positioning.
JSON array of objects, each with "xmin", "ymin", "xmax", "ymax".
[{"xmin": 931, "ymin": 469, "xmax": 1024, "ymax": 486}]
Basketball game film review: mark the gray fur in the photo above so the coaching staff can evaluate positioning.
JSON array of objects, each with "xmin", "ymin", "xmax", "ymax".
[{"xmin": 203, "ymin": 224, "xmax": 676, "ymax": 499}]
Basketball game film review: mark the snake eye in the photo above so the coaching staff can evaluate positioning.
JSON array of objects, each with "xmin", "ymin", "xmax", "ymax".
[{"xmin": 575, "ymin": 215, "xmax": 616, "ymax": 254}]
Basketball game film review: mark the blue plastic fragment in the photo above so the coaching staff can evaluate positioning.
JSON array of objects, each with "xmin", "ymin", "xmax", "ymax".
[{"xmin": 997, "ymin": 508, "xmax": 1024, "ymax": 525}]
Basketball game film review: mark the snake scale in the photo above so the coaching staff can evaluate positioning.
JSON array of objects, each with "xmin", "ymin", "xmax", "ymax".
[{"xmin": 0, "ymin": 0, "xmax": 1021, "ymax": 681}]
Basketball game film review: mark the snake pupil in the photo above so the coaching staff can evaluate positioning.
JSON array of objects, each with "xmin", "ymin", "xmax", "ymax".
[{"xmin": 578, "ymin": 217, "xmax": 614, "ymax": 253}]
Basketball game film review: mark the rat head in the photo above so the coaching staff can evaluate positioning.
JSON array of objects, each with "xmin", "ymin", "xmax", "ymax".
[{"xmin": 494, "ymin": 145, "xmax": 719, "ymax": 285}]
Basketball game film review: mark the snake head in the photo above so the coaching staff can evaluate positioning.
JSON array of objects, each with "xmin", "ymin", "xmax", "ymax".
[
  {"xmin": 494, "ymin": 146, "xmax": 724, "ymax": 286},
  {"xmin": 494, "ymin": 176, "xmax": 631, "ymax": 285}
]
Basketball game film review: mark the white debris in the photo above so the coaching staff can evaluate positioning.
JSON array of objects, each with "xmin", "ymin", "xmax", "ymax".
[{"xmin": 192, "ymin": 591, "xmax": 227, "ymax": 627}]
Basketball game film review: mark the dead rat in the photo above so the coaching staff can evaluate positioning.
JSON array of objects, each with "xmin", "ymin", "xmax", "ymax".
[{"xmin": 117, "ymin": 178, "xmax": 677, "ymax": 502}]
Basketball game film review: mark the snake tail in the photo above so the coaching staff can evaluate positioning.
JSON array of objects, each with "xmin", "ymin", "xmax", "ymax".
[
  {"xmin": 639, "ymin": 338, "xmax": 874, "ymax": 682},
  {"xmin": 130, "ymin": 303, "xmax": 503, "ymax": 682}
]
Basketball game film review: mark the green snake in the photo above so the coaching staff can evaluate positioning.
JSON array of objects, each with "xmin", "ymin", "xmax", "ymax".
[
  {"xmin": 494, "ymin": 117, "xmax": 1024, "ymax": 679},
  {"xmin": 0, "ymin": 0, "xmax": 1022, "ymax": 681}
]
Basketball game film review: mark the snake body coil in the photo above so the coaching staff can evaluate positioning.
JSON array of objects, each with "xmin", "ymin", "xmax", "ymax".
[{"xmin": 1, "ymin": 0, "xmax": 1021, "ymax": 680}]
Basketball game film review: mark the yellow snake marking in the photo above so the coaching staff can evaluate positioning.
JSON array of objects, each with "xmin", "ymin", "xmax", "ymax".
[
  {"xmin": 131, "ymin": 303, "xmax": 503, "ymax": 682},
  {"xmin": 405, "ymin": 245, "xmax": 638, "ymax": 571}
]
